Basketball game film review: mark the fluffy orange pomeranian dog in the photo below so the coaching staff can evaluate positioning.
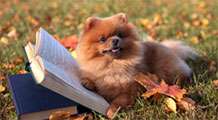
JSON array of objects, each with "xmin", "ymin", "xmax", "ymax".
[{"xmin": 76, "ymin": 13, "xmax": 196, "ymax": 118}]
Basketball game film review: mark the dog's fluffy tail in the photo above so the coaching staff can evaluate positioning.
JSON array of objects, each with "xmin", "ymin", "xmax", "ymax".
[{"xmin": 161, "ymin": 40, "xmax": 199, "ymax": 60}]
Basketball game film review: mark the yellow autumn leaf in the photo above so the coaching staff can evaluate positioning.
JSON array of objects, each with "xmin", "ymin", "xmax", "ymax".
[
  {"xmin": 0, "ymin": 37, "xmax": 9, "ymax": 45},
  {"xmin": 153, "ymin": 13, "xmax": 162, "ymax": 24},
  {"xmin": 164, "ymin": 97, "xmax": 177, "ymax": 113},
  {"xmin": 201, "ymin": 18, "xmax": 209, "ymax": 25},
  {"xmin": 198, "ymin": 1, "xmax": 206, "ymax": 8},
  {"xmin": 184, "ymin": 22, "xmax": 191, "ymax": 29},
  {"xmin": 64, "ymin": 21, "xmax": 71, "ymax": 26},
  {"xmin": 71, "ymin": 50, "xmax": 77, "ymax": 59},
  {"xmin": 51, "ymin": 2, "xmax": 58, "ymax": 9},
  {"xmin": 191, "ymin": 37, "xmax": 199, "ymax": 44},
  {"xmin": 77, "ymin": 23, "xmax": 84, "ymax": 30},
  {"xmin": 0, "ymin": 84, "xmax": 6, "ymax": 92},
  {"xmin": 163, "ymin": 19, "xmax": 169, "ymax": 24},
  {"xmin": 141, "ymin": 18, "xmax": 149, "ymax": 26}
]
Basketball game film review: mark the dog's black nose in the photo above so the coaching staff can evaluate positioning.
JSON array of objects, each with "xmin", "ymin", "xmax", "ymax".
[{"xmin": 112, "ymin": 39, "xmax": 119, "ymax": 45}]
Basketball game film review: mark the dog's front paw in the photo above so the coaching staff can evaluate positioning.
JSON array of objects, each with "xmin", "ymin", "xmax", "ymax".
[
  {"xmin": 107, "ymin": 105, "xmax": 118, "ymax": 119},
  {"xmin": 81, "ymin": 78, "xmax": 96, "ymax": 91}
]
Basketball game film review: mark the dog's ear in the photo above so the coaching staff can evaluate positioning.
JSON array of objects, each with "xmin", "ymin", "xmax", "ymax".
[
  {"xmin": 84, "ymin": 17, "xmax": 98, "ymax": 31},
  {"xmin": 115, "ymin": 13, "xmax": 128, "ymax": 23}
]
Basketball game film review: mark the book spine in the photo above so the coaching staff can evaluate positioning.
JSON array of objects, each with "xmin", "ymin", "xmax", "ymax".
[
  {"xmin": 22, "ymin": 46, "xmax": 37, "ymax": 84},
  {"xmin": 22, "ymin": 46, "xmax": 31, "ymax": 72},
  {"xmin": 7, "ymin": 75, "xmax": 22, "ymax": 119}
]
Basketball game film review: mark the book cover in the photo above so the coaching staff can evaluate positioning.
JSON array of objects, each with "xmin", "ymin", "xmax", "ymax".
[{"xmin": 7, "ymin": 73, "xmax": 83, "ymax": 119}]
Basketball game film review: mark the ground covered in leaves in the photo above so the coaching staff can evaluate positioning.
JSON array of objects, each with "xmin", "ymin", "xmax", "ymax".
[{"xmin": 0, "ymin": 0, "xmax": 217, "ymax": 119}]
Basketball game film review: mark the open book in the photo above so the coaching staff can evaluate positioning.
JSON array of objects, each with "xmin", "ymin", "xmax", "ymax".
[{"xmin": 24, "ymin": 28, "xmax": 109, "ymax": 115}]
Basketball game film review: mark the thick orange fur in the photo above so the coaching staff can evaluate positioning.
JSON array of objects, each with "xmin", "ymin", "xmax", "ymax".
[{"xmin": 76, "ymin": 13, "xmax": 192, "ymax": 118}]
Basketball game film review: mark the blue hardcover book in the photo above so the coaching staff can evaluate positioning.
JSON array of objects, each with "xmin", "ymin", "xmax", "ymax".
[{"xmin": 7, "ymin": 73, "xmax": 79, "ymax": 120}]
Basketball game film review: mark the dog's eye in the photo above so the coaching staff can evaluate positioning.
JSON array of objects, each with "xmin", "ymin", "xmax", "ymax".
[
  {"xmin": 117, "ymin": 34, "xmax": 123, "ymax": 38},
  {"xmin": 99, "ymin": 37, "xmax": 106, "ymax": 42}
]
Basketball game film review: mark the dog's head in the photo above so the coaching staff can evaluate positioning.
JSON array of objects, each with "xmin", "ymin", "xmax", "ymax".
[{"xmin": 77, "ymin": 13, "xmax": 143, "ymax": 61}]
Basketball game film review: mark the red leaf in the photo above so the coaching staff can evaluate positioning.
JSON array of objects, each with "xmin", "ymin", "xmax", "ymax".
[
  {"xmin": 59, "ymin": 35, "xmax": 79, "ymax": 48},
  {"xmin": 133, "ymin": 73, "xmax": 186, "ymax": 101}
]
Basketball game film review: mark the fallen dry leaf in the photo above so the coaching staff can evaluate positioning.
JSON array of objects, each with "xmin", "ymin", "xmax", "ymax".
[
  {"xmin": 141, "ymin": 18, "xmax": 149, "ymax": 26},
  {"xmin": 190, "ymin": 13, "xmax": 198, "ymax": 20},
  {"xmin": 201, "ymin": 51, "xmax": 207, "ymax": 56},
  {"xmin": 193, "ymin": 20, "xmax": 200, "ymax": 26},
  {"xmin": 213, "ymin": 80, "xmax": 218, "ymax": 86},
  {"xmin": 133, "ymin": 73, "xmax": 186, "ymax": 101},
  {"xmin": 164, "ymin": 97, "xmax": 177, "ymax": 113},
  {"xmin": 209, "ymin": 61, "xmax": 216, "ymax": 72},
  {"xmin": 213, "ymin": 80, "xmax": 218, "ymax": 89},
  {"xmin": 16, "ymin": 70, "xmax": 27, "ymax": 74},
  {"xmin": 201, "ymin": 18, "xmax": 209, "ymax": 26},
  {"xmin": 7, "ymin": 106, "xmax": 15, "ymax": 110},
  {"xmin": 77, "ymin": 23, "xmax": 84, "ymax": 30},
  {"xmin": 7, "ymin": 28, "xmax": 19, "ymax": 39},
  {"xmin": 59, "ymin": 35, "xmax": 79, "ymax": 48},
  {"xmin": 200, "ymin": 30, "xmax": 206, "ymax": 39},
  {"xmin": 0, "ymin": 84, "xmax": 6, "ymax": 92},
  {"xmin": 49, "ymin": 111, "xmax": 71, "ymax": 120},
  {"xmin": 1, "ymin": 25, "xmax": 10, "ymax": 32},
  {"xmin": 26, "ymin": 36, "xmax": 34, "ymax": 42},
  {"xmin": 176, "ymin": 32, "xmax": 184, "ymax": 38},
  {"xmin": 0, "ymin": 37, "xmax": 9, "ymax": 45},
  {"xmin": 30, "ymin": 18, "xmax": 40, "ymax": 26},
  {"xmin": 198, "ymin": 1, "xmax": 206, "ymax": 8},
  {"xmin": 12, "ymin": 57, "xmax": 24, "ymax": 64},
  {"xmin": 211, "ymin": 30, "xmax": 218, "ymax": 36},
  {"xmin": 3, "ymin": 63, "xmax": 16, "ymax": 69},
  {"xmin": 177, "ymin": 97, "xmax": 195, "ymax": 112},
  {"xmin": 210, "ymin": 60, "xmax": 216, "ymax": 65},
  {"xmin": 69, "ymin": 114, "xmax": 88, "ymax": 120},
  {"xmin": 64, "ymin": 21, "xmax": 72, "ymax": 26},
  {"xmin": 0, "ymin": 77, "xmax": 7, "ymax": 83},
  {"xmin": 191, "ymin": 37, "xmax": 199, "ymax": 44},
  {"xmin": 184, "ymin": 22, "xmax": 191, "ymax": 29}
]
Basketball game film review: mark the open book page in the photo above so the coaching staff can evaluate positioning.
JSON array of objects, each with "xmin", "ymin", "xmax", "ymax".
[
  {"xmin": 24, "ymin": 42, "xmax": 35, "ymax": 61},
  {"xmin": 30, "ymin": 56, "xmax": 45, "ymax": 84},
  {"xmin": 31, "ymin": 57, "xmax": 109, "ymax": 114},
  {"xmin": 35, "ymin": 28, "xmax": 79, "ymax": 78}
]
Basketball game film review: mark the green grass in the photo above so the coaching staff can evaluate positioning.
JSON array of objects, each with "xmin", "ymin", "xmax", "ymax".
[{"xmin": 0, "ymin": 0, "xmax": 217, "ymax": 119}]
